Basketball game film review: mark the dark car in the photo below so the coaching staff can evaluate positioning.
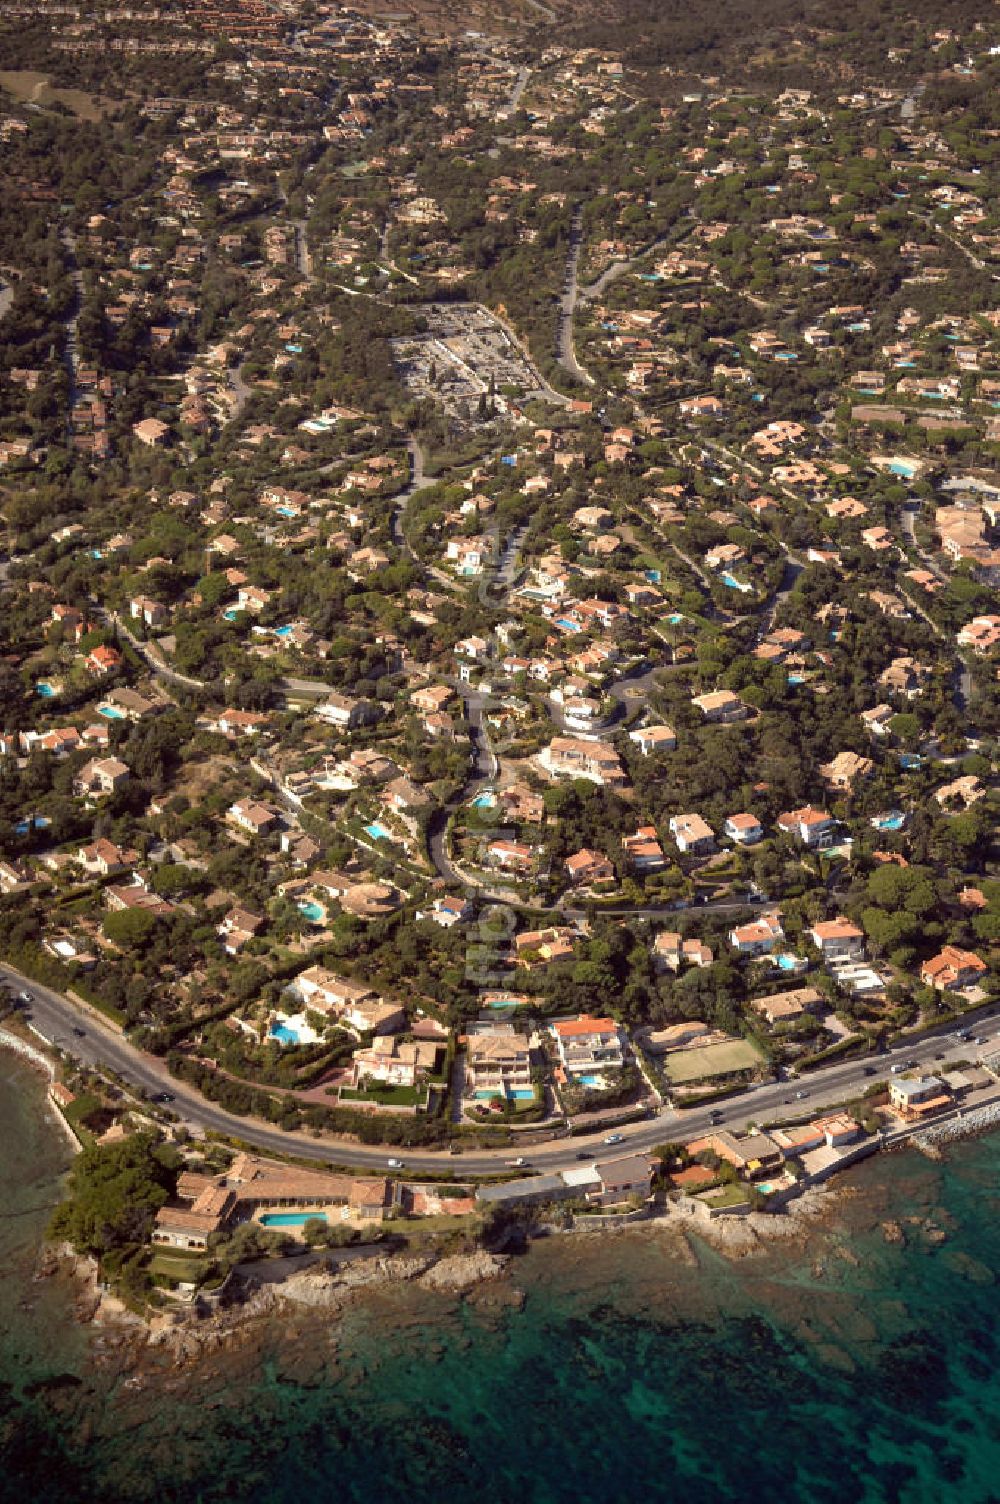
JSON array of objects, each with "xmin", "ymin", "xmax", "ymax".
[
  {"xmin": 863, "ymin": 1066, "xmax": 877, "ymax": 1077},
  {"xmin": 152, "ymin": 1091, "xmax": 175, "ymax": 1104},
  {"xmin": 72, "ymin": 1027, "xmax": 86, "ymax": 1038}
]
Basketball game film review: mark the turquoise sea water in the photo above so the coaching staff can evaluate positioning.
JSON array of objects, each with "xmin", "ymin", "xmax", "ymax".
[{"xmin": 2, "ymin": 1058, "xmax": 1000, "ymax": 1504}]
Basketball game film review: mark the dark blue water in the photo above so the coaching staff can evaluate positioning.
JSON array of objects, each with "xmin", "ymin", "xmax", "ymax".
[{"xmin": 2, "ymin": 1061, "xmax": 999, "ymax": 1504}]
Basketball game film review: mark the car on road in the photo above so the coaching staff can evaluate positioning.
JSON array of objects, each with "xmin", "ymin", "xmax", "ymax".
[
  {"xmin": 576, "ymin": 1151, "xmax": 592, "ymax": 1160},
  {"xmin": 72, "ymin": 1027, "xmax": 86, "ymax": 1037},
  {"xmin": 152, "ymin": 1091, "xmax": 174, "ymax": 1104},
  {"xmin": 975, "ymin": 1037, "xmax": 987, "ymax": 1046},
  {"xmin": 863, "ymin": 1066, "xmax": 877, "ymax": 1077},
  {"xmin": 603, "ymin": 1133, "xmax": 624, "ymax": 1145},
  {"xmin": 795, "ymin": 1091, "xmax": 809, "ymax": 1100},
  {"xmin": 508, "ymin": 1157, "xmax": 527, "ymax": 1167},
  {"xmin": 19, "ymin": 991, "xmax": 31, "ymax": 1004},
  {"xmin": 958, "ymin": 1032, "xmax": 972, "ymax": 1042},
  {"xmin": 387, "ymin": 1158, "xmax": 404, "ymax": 1169},
  {"xmin": 933, "ymin": 1052, "xmax": 945, "ymax": 1061}
]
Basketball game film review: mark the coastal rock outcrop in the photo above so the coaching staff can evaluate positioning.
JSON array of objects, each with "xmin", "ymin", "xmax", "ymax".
[
  {"xmin": 276, "ymin": 1254, "xmax": 435, "ymax": 1309},
  {"xmin": 417, "ymin": 1251, "xmax": 510, "ymax": 1292}
]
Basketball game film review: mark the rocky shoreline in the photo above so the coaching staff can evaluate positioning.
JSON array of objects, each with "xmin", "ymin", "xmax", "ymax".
[
  {"xmin": 35, "ymin": 1110, "xmax": 998, "ymax": 1376},
  {"xmin": 34, "ymin": 1241, "xmax": 519, "ymax": 1371},
  {"xmin": 36, "ymin": 1190, "xmax": 838, "ymax": 1373}
]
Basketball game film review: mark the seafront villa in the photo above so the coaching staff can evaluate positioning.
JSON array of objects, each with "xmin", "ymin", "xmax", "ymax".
[{"xmin": 153, "ymin": 1154, "xmax": 396, "ymax": 1251}]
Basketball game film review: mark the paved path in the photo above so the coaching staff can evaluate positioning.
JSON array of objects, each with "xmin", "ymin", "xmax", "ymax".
[
  {"xmin": 555, "ymin": 206, "xmax": 595, "ymax": 387},
  {"xmin": 390, "ymin": 437, "xmax": 427, "ymax": 557}
]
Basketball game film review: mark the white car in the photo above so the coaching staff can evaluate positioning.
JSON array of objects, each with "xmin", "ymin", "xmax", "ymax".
[
  {"xmin": 603, "ymin": 1133, "xmax": 624, "ymax": 1145},
  {"xmin": 387, "ymin": 1158, "xmax": 404, "ymax": 1169}
]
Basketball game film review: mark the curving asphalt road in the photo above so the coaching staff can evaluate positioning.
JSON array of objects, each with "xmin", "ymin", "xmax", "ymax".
[{"xmin": 7, "ymin": 963, "xmax": 998, "ymax": 1180}]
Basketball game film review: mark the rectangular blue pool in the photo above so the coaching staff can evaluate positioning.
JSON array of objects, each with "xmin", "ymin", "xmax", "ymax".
[{"xmin": 259, "ymin": 1211, "xmax": 328, "ymax": 1229}]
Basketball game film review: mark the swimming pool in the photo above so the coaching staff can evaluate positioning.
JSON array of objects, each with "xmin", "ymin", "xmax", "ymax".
[
  {"xmin": 98, "ymin": 705, "xmax": 126, "ymax": 719},
  {"xmin": 888, "ymin": 460, "xmax": 917, "ymax": 477},
  {"xmin": 259, "ymin": 1211, "xmax": 328, "ymax": 1228},
  {"xmin": 471, "ymin": 793, "xmax": 496, "ymax": 810},
  {"xmin": 777, "ymin": 954, "xmax": 802, "ymax": 972},
  {"xmin": 223, "ymin": 608, "xmax": 241, "ymax": 622},
  {"xmin": 299, "ymin": 901, "xmax": 325, "ymax": 924},
  {"xmin": 667, "ymin": 613, "xmax": 683, "ymax": 625},
  {"xmin": 270, "ymin": 1023, "xmax": 302, "ymax": 1045},
  {"xmin": 873, "ymin": 812, "xmax": 905, "ymax": 831},
  {"xmin": 364, "ymin": 822, "xmax": 391, "ymax": 841},
  {"xmin": 273, "ymin": 624, "xmax": 294, "ymax": 637},
  {"xmin": 721, "ymin": 573, "xmax": 752, "ymax": 592},
  {"xmin": 575, "ymin": 1074, "xmax": 604, "ymax": 1088},
  {"xmin": 510, "ymin": 1088, "xmax": 536, "ymax": 1101},
  {"xmin": 487, "ymin": 997, "xmax": 522, "ymax": 1010},
  {"xmin": 14, "ymin": 815, "xmax": 50, "ymax": 835},
  {"xmin": 36, "ymin": 682, "xmax": 57, "ymax": 698},
  {"xmin": 787, "ymin": 674, "xmax": 804, "ymax": 686}
]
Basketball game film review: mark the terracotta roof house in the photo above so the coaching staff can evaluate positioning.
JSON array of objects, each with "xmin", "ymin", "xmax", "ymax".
[
  {"xmin": 724, "ymin": 813, "xmax": 763, "ymax": 845},
  {"xmin": 750, "ymin": 987, "xmax": 824, "ymax": 1025},
  {"xmin": 776, "ymin": 806, "xmax": 836, "ymax": 848},
  {"xmin": 668, "ymin": 813, "xmax": 715, "ymax": 855},
  {"xmin": 809, "ymin": 918, "xmax": 865, "ymax": 963},
  {"xmin": 729, "ymin": 913, "xmax": 784, "ymax": 956},
  {"xmin": 691, "ymin": 689, "xmax": 747, "ymax": 723},
  {"xmin": 921, "ymin": 946, "xmax": 987, "ymax": 993},
  {"xmin": 629, "ymin": 724, "xmax": 677, "ymax": 755},
  {"xmin": 622, "ymin": 826, "xmax": 666, "ymax": 871},
  {"xmin": 564, "ymin": 848, "xmax": 616, "ymax": 886},
  {"xmin": 550, "ymin": 1015, "xmax": 624, "ymax": 1074}
]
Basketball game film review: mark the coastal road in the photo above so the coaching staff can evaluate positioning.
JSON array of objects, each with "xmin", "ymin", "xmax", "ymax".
[{"xmin": 7, "ymin": 965, "xmax": 999, "ymax": 1180}]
